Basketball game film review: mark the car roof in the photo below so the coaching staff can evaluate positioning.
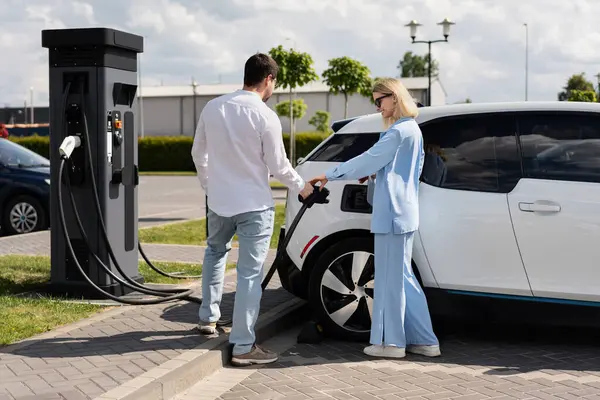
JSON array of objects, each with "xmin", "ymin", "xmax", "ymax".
[{"xmin": 335, "ymin": 101, "xmax": 600, "ymax": 134}]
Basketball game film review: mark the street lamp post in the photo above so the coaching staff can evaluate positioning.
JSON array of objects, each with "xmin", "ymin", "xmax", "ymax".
[
  {"xmin": 191, "ymin": 78, "xmax": 198, "ymax": 136},
  {"xmin": 524, "ymin": 23, "xmax": 529, "ymax": 101},
  {"xmin": 29, "ymin": 87, "xmax": 34, "ymax": 123},
  {"xmin": 189, "ymin": 77, "xmax": 207, "ymax": 235},
  {"xmin": 285, "ymin": 37, "xmax": 298, "ymax": 167},
  {"xmin": 405, "ymin": 18, "xmax": 455, "ymax": 106}
]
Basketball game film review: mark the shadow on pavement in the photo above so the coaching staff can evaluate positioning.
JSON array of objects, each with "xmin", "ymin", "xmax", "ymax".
[{"xmin": 0, "ymin": 287, "xmax": 289, "ymax": 359}]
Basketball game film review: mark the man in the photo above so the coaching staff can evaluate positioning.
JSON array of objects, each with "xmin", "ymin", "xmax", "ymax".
[{"xmin": 191, "ymin": 53, "xmax": 313, "ymax": 366}]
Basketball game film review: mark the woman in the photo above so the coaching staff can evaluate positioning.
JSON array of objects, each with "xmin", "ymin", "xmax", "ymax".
[{"xmin": 308, "ymin": 77, "xmax": 440, "ymax": 359}]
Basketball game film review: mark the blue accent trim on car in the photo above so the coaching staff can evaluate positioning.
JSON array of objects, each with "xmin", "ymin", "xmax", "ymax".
[{"xmin": 445, "ymin": 289, "xmax": 600, "ymax": 308}]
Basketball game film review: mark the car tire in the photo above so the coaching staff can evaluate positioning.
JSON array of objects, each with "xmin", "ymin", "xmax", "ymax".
[
  {"xmin": 308, "ymin": 236, "xmax": 374, "ymax": 342},
  {"xmin": 2, "ymin": 195, "xmax": 47, "ymax": 235}
]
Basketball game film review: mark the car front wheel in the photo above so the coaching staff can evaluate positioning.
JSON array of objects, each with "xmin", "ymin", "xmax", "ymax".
[
  {"xmin": 2, "ymin": 195, "xmax": 47, "ymax": 235},
  {"xmin": 308, "ymin": 236, "xmax": 375, "ymax": 342}
]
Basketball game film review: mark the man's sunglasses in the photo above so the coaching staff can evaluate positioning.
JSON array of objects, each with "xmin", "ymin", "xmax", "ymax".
[{"xmin": 374, "ymin": 93, "xmax": 392, "ymax": 108}]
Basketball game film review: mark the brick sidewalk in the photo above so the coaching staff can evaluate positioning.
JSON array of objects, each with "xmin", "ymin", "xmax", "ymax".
[
  {"xmin": 0, "ymin": 243, "xmax": 285, "ymax": 400},
  {"xmin": 208, "ymin": 325, "xmax": 600, "ymax": 400}
]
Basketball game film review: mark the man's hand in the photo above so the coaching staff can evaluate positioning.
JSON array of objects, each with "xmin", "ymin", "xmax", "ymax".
[
  {"xmin": 299, "ymin": 182, "xmax": 314, "ymax": 199},
  {"xmin": 358, "ymin": 174, "xmax": 376, "ymax": 184},
  {"xmin": 308, "ymin": 174, "xmax": 328, "ymax": 190}
]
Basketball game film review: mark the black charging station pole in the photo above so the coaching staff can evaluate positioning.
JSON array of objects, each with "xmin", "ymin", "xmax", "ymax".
[{"xmin": 43, "ymin": 28, "xmax": 145, "ymax": 298}]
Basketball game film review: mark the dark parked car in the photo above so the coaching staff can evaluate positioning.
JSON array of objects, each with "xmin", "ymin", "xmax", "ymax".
[{"xmin": 0, "ymin": 138, "xmax": 50, "ymax": 235}]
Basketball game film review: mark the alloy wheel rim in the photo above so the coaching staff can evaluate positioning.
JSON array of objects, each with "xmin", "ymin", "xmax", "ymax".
[
  {"xmin": 319, "ymin": 250, "xmax": 375, "ymax": 333},
  {"xmin": 10, "ymin": 202, "xmax": 38, "ymax": 233}
]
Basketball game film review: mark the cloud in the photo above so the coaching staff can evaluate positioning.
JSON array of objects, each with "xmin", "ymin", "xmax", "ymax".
[{"xmin": 1, "ymin": 0, "xmax": 599, "ymax": 107}]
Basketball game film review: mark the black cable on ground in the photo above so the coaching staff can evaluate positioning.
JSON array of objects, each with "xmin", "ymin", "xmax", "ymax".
[
  {"xmin": 59, "ymin": 159, "xmax": 197, "ymax": 305},
  {"xmin": 59, "ymin": 82, "xmax": 194, "ymax": 299},
  {"xmin": 138, "ymin": 243, "xmax": 201, "ymax": 280},
  {"xmin": 57, "ymin": 80, "xmax": 206, "ymax": 306}
]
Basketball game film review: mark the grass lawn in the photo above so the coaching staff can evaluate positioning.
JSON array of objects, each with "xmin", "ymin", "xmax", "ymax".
[
  {"xmin": 0, "ymin": 255, "xmax": 206, "ymax": 346},
  {"xmin": 139, "ymin": 204, "xmax": 286, "ymax": 249}
]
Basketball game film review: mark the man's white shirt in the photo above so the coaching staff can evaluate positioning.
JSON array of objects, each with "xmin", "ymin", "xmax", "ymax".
[{"xmin": 191, "ymin": 89, "xmax": 305, "ymax": 217}]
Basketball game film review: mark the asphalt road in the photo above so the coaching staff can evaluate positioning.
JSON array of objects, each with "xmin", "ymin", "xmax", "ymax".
[
  {"xmin": 138, "ymin": 175, "xmax": 287, "ymax": 228},
  {"xmin": 0, "ymin": 176, "xmax": 288, "ymax": 236},
  {"xmin": 137, "ymin": 175, "xmax": 207, "ymax": 228}
]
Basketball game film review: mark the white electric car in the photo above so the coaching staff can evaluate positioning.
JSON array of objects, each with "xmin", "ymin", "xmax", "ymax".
[{"xmin": 274, "ymin": 101, "xmax": 600, "ymax": 341}]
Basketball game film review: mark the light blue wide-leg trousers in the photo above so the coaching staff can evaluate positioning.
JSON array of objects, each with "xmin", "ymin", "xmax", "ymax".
[{"xmin": 369, "ymin": 232, "xmax": 439, "ymax": 348}]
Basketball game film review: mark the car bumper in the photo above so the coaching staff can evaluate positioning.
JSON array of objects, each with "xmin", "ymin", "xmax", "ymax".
[{"xmin": 274, "ymin": 226, "xmax": 309, "ymax": 299}]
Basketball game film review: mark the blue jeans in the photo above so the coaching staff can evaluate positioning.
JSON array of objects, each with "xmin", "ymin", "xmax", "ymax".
[{"xmin": 199, "ymin": 206, "xmax": 275, "ymax": 356}]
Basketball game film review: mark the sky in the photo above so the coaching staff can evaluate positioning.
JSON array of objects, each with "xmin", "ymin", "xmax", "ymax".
[{"xmin": 1, "ymin": 0, "xmax": 599, "ymax": 107}]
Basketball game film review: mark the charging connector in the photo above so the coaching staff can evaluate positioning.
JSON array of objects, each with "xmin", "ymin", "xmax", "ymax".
[{"xmin": 59, "ymin": 136, "xmax": 82, "ymax": 159}]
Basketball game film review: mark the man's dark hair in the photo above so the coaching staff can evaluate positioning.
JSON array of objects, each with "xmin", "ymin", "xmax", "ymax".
[{"xmin": 243, "ymin": 53, "xmax": 279, "ymax": 87}]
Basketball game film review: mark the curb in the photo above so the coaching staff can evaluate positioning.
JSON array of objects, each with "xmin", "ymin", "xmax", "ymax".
[{"xmin": 94, "ymin": 297, "xmax": 307, "ymax": 400}]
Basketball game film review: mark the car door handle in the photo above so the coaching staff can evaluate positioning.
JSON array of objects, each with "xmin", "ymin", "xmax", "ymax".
[{"xmin": 518, "ymin": 200, "xmax": 561, "ymax": 213}]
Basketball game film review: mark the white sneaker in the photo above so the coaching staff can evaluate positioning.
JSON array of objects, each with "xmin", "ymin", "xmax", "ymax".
[
  {"xmin": 381, "ymin": 345, "xmax": 406, "ymax": 358},
  {"xmin": 364, "ymin": 345, "xmax": 406, "ymax": 358},
  {"xmin": 363, "ymin": 345, "xmax": 385, "ymax": 357},
  {"xmin": 407, "ymin": 344, "xmax": 441, "ymax": 357},
  {"xmin": 197, "ymin": 321, "xmax": 217, "ymax": 335}
]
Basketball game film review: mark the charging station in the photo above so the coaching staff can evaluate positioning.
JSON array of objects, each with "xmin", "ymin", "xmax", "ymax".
[{"xmin": 43, "ymin": 28, "xmax": 144, "ymax": 298}]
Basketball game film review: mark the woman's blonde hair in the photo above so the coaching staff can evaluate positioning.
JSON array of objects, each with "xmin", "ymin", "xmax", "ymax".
[{"xmin": 372, "ymin": 77, "xmax": 419, "ymax": 128}]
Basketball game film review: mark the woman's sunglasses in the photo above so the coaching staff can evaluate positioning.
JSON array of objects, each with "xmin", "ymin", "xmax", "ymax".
[{"xmin": 374, "ymin": 93, "xmax": 392, "ymax": 108}]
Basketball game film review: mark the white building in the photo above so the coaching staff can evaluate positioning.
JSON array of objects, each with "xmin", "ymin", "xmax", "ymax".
[{"xmin": 138, "ymin": 78, "xmax": 446, "ymax": 137}]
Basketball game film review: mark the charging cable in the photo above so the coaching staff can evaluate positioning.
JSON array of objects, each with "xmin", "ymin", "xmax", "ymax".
[{"xmin": 57, "ymin": 80, "xmax": 205, "ymax": 307}]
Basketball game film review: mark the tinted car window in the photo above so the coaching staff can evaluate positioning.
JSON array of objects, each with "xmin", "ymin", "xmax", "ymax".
[
  {"xmin": 420, "ymin": 114, "xmax": 521, "ymax": 193},
  {"xmin": 0, "ymin": 139, "xmax": 50, "ymax": 168},
  {"xmin": 306, "ymin": 133, "xmax": 380, "ymax": 162},
  {"xmin": 517, "ymin": 112, "xmax": 600, "ymax": 183}
]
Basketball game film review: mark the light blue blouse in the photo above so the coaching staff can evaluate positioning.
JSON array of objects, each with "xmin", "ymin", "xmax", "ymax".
[{"xmin": 325, "ymin": 117, "xmax": 424, "ymax": 234}]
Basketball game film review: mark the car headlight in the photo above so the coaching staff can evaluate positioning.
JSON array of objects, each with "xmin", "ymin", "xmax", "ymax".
[{"xmin": 44, "ymin": 179, "xmax": 50, "ymax": 185}]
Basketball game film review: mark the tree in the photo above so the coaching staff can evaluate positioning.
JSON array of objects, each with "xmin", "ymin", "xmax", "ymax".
[
  {"xmin": 558, "ymin": 73, "xmax": 595, "ymax": 101},
  {"xmin": 268, "ymin": 45, "xmax": 319, "ymax": 166},
  {"xmin": 568, "ymin": 89, "xmax": 597, "ymax": 102},
  {"xmin": 275, "ymin": 99, "xmax": 308, "ymax": 122},
  {"xmin": 308, "ymin": 110, "xmax": 332, "ymax": 133},
  {"xmin": 322, "ymin": 56, "xmax": 372, "ymax": 118},
  {"xmin": 397, "ymin": 51, "xmax": 439, "ymax": 78}
]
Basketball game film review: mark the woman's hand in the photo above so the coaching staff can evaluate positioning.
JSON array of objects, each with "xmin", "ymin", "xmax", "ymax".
[{"xmin": 308, "ymin": 174, "xmax": 328, "ymax": 190}]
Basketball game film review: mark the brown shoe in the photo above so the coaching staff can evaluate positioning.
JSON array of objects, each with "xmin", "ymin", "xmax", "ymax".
[{"xmin": 230, "ymin": 344, "xmax": 278, "ymax": 366}]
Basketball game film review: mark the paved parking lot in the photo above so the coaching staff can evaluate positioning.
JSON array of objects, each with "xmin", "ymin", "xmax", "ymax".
[
  {"xmin": 137, "ymin": 175, "xmax": 208, "ymax": 226},
  {"xmin": 181, "ymin": 318, "xmax": 600, "ymax": 400},
  {"xmin": 138, "ymin": 175, "xmax": 286, "ymax": 227}
]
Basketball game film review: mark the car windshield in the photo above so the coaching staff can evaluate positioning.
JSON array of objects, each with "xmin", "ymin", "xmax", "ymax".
[{"xmin": 0, "ymin": 138, "xmax": 50, "ymax": 168}]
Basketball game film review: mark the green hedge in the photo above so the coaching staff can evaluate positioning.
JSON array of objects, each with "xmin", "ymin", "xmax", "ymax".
[
  {"xmin": 11, "ymin": 132, "xmax": 329, "ymax": 172},
  {"xmin": 10, "ymin": 136, "xmax": 50, "ymax": 159}
]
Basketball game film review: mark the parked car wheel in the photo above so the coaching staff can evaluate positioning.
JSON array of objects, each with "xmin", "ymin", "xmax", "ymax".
[
  {"xmin": 2, "ymin": 195, "xmax": 47, "ymax": 235},
  {"xmin": 308, "ymin": 236, "xmax": 375, "ymax": 341}
]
